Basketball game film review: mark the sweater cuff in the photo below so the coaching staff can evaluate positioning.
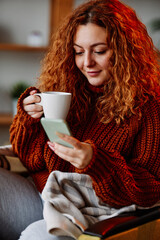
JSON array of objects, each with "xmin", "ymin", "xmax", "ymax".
[{"xmin": 16, "ymin": 86, "xmax": 41, "ymax": 127}]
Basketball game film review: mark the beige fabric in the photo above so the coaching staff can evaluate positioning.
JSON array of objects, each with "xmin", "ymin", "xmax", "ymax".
[
  {"xmin": 42, "ymin": 171, "xmax": 137, "ymax": 239},
  {"xmin": 0, "ymin": 145, "xmax": 16, "ymax": 157},
  {"xmin": 0, "ymin": 145, "xmax": 27, "ymax": 172}
]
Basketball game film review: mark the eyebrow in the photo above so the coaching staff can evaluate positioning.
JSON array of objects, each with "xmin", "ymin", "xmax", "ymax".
[{"xmin": 73, "ymin": 43, "xmax": 107, "ymax": 48}]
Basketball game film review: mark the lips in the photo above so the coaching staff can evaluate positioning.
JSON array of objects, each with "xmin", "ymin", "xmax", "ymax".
[{"xmin": 87, "ymin": 70, "xmax": 101, "ymax": 77}]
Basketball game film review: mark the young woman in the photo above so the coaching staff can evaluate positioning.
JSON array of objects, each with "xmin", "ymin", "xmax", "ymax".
[{"xmin": 1, "ymin": 0, "xmax": 160, "ymax": 239}]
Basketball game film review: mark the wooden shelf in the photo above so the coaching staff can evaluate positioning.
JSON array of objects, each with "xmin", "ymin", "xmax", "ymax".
[
  {"xmin": 0, "ymin": 113, "xmax": 13, "ymax": 126},
  {"xmin": 0, "ymin": 43, "xmax": 48, "ymax": 52},
  {"xmin": 0, "ymin": 0, "xmax": 74, "ymax": 52},
  {"xmin": 0, "ymin": 0, "xmax": 74, "ymax": 53},
  {"xmin": 0, "ymin": 0, "xmax": 74, "ymax": 129}
]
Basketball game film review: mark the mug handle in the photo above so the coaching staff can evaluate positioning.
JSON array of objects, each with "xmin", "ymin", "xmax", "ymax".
[{"xmin": 34, "ymin": 93, "xmax": 43, "ymax": 106}]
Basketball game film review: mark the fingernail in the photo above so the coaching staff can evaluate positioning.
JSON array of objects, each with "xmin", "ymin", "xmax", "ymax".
[
  {"xmin": 48, "ymin": 144, "xmax": 55, "ymax": 151},
  {"xmin": 47, "ymin": 141, "xmax": 55, "ymax": 146}
]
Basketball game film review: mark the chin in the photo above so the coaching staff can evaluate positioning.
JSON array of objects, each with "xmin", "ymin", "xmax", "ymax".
[
  {"xmin": 88, "ymin": 78, "xmax": 105, "ymax": 87},
  {"xmin": 89, "ymin": 82, "xmax": 104, "ymax": 87}
]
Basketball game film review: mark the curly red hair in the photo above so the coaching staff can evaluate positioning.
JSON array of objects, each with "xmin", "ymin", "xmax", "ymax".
[{"xmin": 37, "ymin": 0, "xmax": 160, "ymax": 124}]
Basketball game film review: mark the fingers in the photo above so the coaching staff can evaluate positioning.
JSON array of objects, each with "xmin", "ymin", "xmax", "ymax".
[
  {"xmin": 30, "ymin": 90, "xmax": 37, "ymax": 95},
  {"xmin": 47, "ymin": 136, "xmax": 93, "ymax": 169},
  {"xmin": 47, "ymin": 141, "xmax": 81, "ymax": 168},
  {"xmin": 56, "ymin": 132, "xmax": 81, "ymax": 149},
  {"xmin": 23, "ymin": 102, "xmax": 42, "ymax": 112},
  {"xmin": 47, "ymin": 140, "xmax": 74, "ymax": 157},
  {"xmin": 23, "ymin": 90, "xmax": 43, "ymax": 118},
  {"xmin": 23, "ymin": 94, "xmax": 41, "ymax": 105},
  {"xmin": 27, "ymin": 111, "xmax": 44, "ymax": 118}
]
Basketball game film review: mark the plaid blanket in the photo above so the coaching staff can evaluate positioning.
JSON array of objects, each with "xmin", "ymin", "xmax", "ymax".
[{"xmin": 42, "ymin": 171, "xmax": 137, "ymax": 239}]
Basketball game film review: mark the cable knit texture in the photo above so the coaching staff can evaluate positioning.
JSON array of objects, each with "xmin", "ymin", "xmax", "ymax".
[{"xmin": 10, "ymin": 87, "xmax": 160, "ymax": 208}]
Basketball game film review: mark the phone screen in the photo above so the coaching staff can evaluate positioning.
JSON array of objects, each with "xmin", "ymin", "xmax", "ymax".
[{"xmin": 40, "ymin": 118, "xmax": 73, "ymax": 148}]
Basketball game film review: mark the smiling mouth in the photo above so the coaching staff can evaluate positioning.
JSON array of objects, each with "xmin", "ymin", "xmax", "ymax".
[{"xmin": 87, "ymin": 71, "xmax": 101, "ymax": 77}]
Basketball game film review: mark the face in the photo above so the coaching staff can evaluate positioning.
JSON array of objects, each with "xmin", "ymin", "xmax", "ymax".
[{"xmin": 73, "ymin": 23, "xmax": 112, "ymax": 87}]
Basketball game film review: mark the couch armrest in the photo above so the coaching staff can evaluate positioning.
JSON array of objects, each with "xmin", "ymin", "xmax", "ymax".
[
  {"xmin": 78, "ymin": 207, "xmax": 160, "ymax": 240},
  {"xmin": 0, "ymin": 144, "xmax": 16, "ymax": 170},
  {"xmin": 0, "ymin": 144, "xmax": 16, "ymax": 157},
  {"xmin": 0, "ymin": 144, "xmax": 28, "ymax": 175}
]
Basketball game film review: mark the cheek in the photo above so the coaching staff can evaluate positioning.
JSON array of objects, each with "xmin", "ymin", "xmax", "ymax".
[
  {"xmin": 75, "ymin": 57, "xmax": 83, "ymax": 70},
  {"xmin": 100, "ymin": 57, "xmax": 111, "ymax": 70}
]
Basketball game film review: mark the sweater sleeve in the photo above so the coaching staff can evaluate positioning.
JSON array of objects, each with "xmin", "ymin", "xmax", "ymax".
[
  {"xmin": 10, "ymin": 87, "xmax": 74, "ymax": 174},
  {"xmin": 76, "ymin": 98, "xmax": 160, "ymax": 208},
  {"xmin": 10, "ymin": 87, "xmax": 46, "ymax": 172}
]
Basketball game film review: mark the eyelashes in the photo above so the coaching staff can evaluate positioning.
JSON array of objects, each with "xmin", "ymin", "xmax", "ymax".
[
  {"xmin": 75, "ymin": 52, "xmax": 84, "ymax": 55},
  {"xmin": 74, "ymin": 50, "xmax": 107, "ymax": 55},
  {"xmin": 94, "ymin": 50, "xmax": 107, "ymax": 55}
]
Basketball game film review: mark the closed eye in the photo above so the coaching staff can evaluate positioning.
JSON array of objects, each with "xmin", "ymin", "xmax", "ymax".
[
  {"xmin": 94, "ymin": 50, "xmax": 107, "ymax": 55},
  {"xmin": 75, "ymin": 51, "xmax": 84, "ymax": 55},
  {"xmin": 75, "ymin": 50, "xmax": 106, "ymax": 55}
]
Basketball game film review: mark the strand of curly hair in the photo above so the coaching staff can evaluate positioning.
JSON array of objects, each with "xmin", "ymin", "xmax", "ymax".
[{"xmin": 37, "ymin": 0, "xmax": 160, "ymax": 124}]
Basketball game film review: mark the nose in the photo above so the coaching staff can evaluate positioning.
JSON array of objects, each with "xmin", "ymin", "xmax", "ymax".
[{"xmin": 84, "ymin": 52, "xmax": 95, "ymax": 67}]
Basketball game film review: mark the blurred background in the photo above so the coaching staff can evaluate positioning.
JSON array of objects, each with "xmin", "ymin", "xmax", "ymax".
[{"xmin": 0, "ymin": 0, "xmax": 159, "ymax": 145}]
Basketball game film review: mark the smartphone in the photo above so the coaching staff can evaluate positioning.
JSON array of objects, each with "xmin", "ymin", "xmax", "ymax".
[{"xmin": 40, "ymin": 118, "xmax": 73, "ymax": 148}]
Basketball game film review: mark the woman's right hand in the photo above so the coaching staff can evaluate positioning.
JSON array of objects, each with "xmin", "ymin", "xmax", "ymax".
[{"xmin": 23, "ymin": 90, "xmax": 43, "ymax": 118}]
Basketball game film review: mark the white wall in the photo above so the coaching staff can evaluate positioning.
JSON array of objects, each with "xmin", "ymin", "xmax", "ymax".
[{"xmin": 0, "ymin": 0, "xmax": 50, "ymax": 45}]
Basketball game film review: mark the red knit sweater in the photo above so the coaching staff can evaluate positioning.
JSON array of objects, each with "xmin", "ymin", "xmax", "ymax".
[{"xmin": 10, "ymin": 87, "xmax": 160, "ymax": 208}]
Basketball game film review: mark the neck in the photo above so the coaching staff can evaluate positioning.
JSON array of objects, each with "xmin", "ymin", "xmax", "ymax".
[{"xmin": 87, "ymin": 83, "xmax": 104, "ymax": 93}]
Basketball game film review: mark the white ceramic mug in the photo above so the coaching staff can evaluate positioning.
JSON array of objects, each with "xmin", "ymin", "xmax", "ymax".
[{"xmin": 35, "ymin": 91, "xmax": 72, "ymax": 119}]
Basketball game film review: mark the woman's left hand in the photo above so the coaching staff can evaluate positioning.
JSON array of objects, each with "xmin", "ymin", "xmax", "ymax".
[{"xmin": 47, "ymin": 132, "xmax": 93, "ymax": 169}]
